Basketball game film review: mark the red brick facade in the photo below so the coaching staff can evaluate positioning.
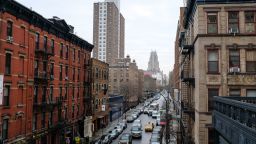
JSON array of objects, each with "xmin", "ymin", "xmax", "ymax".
[{"xmin": 0, "ymin": 1, "xmax": 93, "ymax": 143}]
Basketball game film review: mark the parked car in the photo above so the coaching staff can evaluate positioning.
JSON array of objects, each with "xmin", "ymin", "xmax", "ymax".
[
  {"xmin": 109, "ymin": 129, "xmax": 119, "ymax": 139},
  {"xmin": 127, "ymin": 116, "xmax": 134, "ymax": 123},
  {"xmin": 119, "ymin": 121, "xmax": 127, "ymax": 130},
  {"xmin": 101, "ymin": 134, "xmax": 113, "ymax": 144},
  {"xmin": 131, "ymin": 113, "xmax": 138, "ymax": 119},
  {"xmin": 144, "ymin": 108, "xmax": 149, "ymax": 114},
  {"xmin": 150, "ymin": 134, "xmax": 161, "ymax": 144},
  {"xmin": 152, "ymin": 111, "xmax": 159, "ymax": 118},
  {"xmin": 131, "ymin": 126, "xmax": 142, "ymax": 138},
  {"xmin": 145, "ymin": 122, "xmax": 154, "ymax": 132},
  {"xmin": 115, "ymin": 125, "xmax": 123, "ymax": 135},
  {"xmin": 118, "ymin": 133, "xmax": 132, "ymax": 144}
]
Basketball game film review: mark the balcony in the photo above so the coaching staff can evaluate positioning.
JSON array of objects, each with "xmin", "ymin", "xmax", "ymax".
[
  {"xmin": 181, "ymin": 45, "xmax": 194, "ymax": 55},
  {"xmin": 34, "ymin": 71, "xmax": 49, "ymax": 83},
  {"xmin": 213, "ymin": 96, "xmax": 256, "ymax": 143},
  {"xmin": 33, "ymin": 97, "xmax": 62, "ymax": 112},
  {"xmin": 181, "ymin": 70, "xmax": 195, "ymax": 86},
  {"xmin": 35, "ymin": 43, "xmax": 54, "ymax": 58}
]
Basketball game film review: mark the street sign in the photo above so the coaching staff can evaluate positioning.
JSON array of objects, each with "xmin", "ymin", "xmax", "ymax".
[
  {"xmin": 0, "ymin": 75, "xmax": 3, "ymax": 105},
  {"xmin": 102, "ymin": 105, "xmax": 105, "ymax": 111}
]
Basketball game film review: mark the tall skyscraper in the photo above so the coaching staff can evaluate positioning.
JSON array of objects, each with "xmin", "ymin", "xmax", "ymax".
[
  {"xmin": 147, "ymin": 51, "xmax": 160, "ymax": 73},
  {"xmin": 93, "ymin": 0, "xmax": 125, "ymax": 64}
]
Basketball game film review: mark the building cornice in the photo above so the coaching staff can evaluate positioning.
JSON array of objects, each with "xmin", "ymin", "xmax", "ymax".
[{"xmin": 0, "ymin": 0, "xmax": 94, "ymax": 51}]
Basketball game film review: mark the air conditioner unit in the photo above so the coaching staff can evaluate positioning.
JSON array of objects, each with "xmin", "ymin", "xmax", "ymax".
[
  {"xmin": 6, "ymin": 36, "xmax": 13, "ymax": 42},
  {"xmin": 229, "ymin": 67, "xmax": 240, "ymax": 73},
  {"xmin": 65, "ymin": 76, "xmax": 69, "ymax": 80},
  {"xmin": 50, "ymin": 75, "xmax": 54, "ymax": 80},
  {"xmin": 228, "ymin": 28, "xmax": 239, "ymax": 34}
]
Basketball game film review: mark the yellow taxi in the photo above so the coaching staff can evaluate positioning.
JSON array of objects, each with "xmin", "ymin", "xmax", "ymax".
[{"xmin": 144, "ymin": 122, "xmax": 154, "ymax": 132}]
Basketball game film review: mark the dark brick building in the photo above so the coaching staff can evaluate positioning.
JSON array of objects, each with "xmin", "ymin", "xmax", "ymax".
[{"xmin": 0, "ymin": 0, "xmax": 93, "ymax": 143}]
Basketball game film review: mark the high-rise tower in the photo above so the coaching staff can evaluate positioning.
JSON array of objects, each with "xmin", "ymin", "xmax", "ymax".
[
  {"xmin": 93, "ymin": 0, "xmax": 125, "ymax": 64},
  {"xmin": 147, "ymin": 51, "xmax": 160, "ymax": 73}
]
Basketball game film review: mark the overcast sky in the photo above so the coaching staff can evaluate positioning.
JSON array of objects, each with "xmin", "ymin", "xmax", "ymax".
[{"xmin": 16, "ymin": 0, "xmax": 183, "ymax": 75}]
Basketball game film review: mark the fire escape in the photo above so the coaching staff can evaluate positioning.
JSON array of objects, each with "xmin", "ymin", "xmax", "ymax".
[
  {"xmin": 179, "ymin": 30, "xmax": 195, "ymax": 144},
  {"xmin": 33, "ymin": 38, "xmax": 64, "ymax": 139},
  {"xmin": 84, "ymin": 59, "xmax": 92, "ymax": 117}
]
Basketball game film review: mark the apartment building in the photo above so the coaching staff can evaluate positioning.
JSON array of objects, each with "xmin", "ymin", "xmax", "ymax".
[
  {"xmin": 93, "ymin": 0, "xmax": 125, "ymax": 64},
  {"xmin": 0, "ymin": 1, "xmax": 93, "ymax": 143},
  {"xmin": 109, "ymin": 56, "xmax": 139, "ymax": 110},
  {"xmin": 90, "ymin": 58, "xmax": 109, "ymax": 135},
  {"xmin": 177, "ymin": 0, "xmax": 256, "ymax": 143}
]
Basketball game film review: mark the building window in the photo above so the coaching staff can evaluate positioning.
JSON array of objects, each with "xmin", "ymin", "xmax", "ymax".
[
  {"xmin": 51, "ymin": 39, "xmax": 54, "ymax": 54},
  {"xmin": 3, "ymin": 85, "xmax": 10, "ymax": 106},
  {"xmin": 60, "ymin": 43, "xmax": 63, "ymax": 58},
  {"xmin": 73, "ymin": 68, "xmax": 75, "ymax": 81},
  {"xmin": 208, "ymin": 50, "xmax": 219, "ymax": 73},
  {"xmin": 50, "ymin": 86, "xmax": 53, "ymax": 101},
  {"xmin": 72, "ymin": 87, "xmax": 75, "ymax": 100},
  {"xmin": 5, "ymin": 53, "xmax": 12, "ymax": 74},
  {"xmin": 19, "ymin": 56, "xmax": 25, "ymax": 75},
  {"xmin": 60, "ymin": 65, "xmax": 63, "ymax": 81},
  {"xmin": 2, "ymin": 119, "xmax": 9, "ymax": 140},
  {"xmin": 77, "ymin": 87, "xmax": 80, "ymax": 98},
  {"xmin": 42, "ymin": 112, "xmax": 45, "ymax": 128},
  {"xmin": 34, "ymin": 86, "xmax": 38, "ymax": 104},
  {"xmin": 21, "ymin": 26, "xmax": 25, "ymax": 45},
  {"xmin": 246, "ymin": 50, "xmax": 256, "ymax": 72},
  {"xmin": 245, "ymin": 11, "xmax": 256, "ymax": 33},
  {"xmin": 228, "ymin": 11, "xmax": 239, "ymax": 33},
  {"xmin": 18, "ymin": 86, "xmax": 24, "ymax": 104},
  {"xmin": 73, "ymin": 49, "xmax": 75, "ymax": 62},
  {"xmin": 78, "ymin": 69, "xmax": 80, "ymax": 81},
  {"xmin": 66, "ymin": 45, "xmax": 69, "ymax": 59},
  {"xmin": 72, "ymin": 105, "xmax": 75, "ymax": 118},
  {"xmin": 65, "ymin": 86, "xmax": 68, "ymax": 100},
  {"xmin": 246, "ymin": 89, "xmax": 256, "ymax": 97},
  {"xmin": 229, "ymin": 50, "xmax": 240, "ymax": 68},
  {"xmin": 35, "ymin": 33, "xmax": 40, "ymax": 49},
  {"xmin": 78, "ymin": 50, "xmax": 80, "ymax": 63},
  {"xmin": 49, "ymin": 111, "xmax": 53, "ymax": 126},
  {"xmin": 7, "ymin": 21, "xmax": 13, "ymax": 37},
  {"xmin": 50, "ymin": 63, "xmax": 54, "ymax": 76},
  {"xmin": 208, "ymin": 88, "xmax": 219, "ymax": 111},
  {"xmin": 32, "ymin": 114, "xmax": 37, "ymax": 131},
  {"xmin": 65, "ymin": 65, "xmax": 69, "ymax": 80},
  {"xmin": 229, "ymin": 89, "xmax": 240, "ymax": 96},
  {"xmin": 43, "ymin": 36, "xmax": 47, "ymax": 50},
  {"xmin": 59, "ymin": 86, "xmax": 62, "ymax": 98},
  {"xmin": 207, "ymin": 13, "xmax": 218, "ymax": 34},
  {"xmin": 42, "ymin": 86, "xmax": 46, "ymax": 103}
]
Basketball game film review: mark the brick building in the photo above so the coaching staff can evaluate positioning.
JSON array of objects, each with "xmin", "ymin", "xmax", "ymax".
[
  {"xmin": 0, "ymin": 1, "xmax": 93, "ymax": 143},
  {"xmin": 90, "ymin": 58, "xmax": 109, "ymax": 135}
]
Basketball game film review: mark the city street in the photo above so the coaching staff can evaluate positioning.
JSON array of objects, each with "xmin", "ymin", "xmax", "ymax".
[{"xmin": 111, "ymin": 95, "xmax": 166, "ymax": 144}]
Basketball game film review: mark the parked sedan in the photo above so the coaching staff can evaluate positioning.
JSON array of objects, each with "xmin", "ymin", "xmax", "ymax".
[
  {"xmin": 131, "ymin": 126, "xmax": 142, "ymax": 138},
  {"xmin": 118, "ymin": 133, "xmax": 132, "ymax": 144},
  {"xmin": 127, "ymin": 116, "xmax": 134, "ymax": 123},
  {"xmin": 145, "ymin": 122, "xmax": 154, "ymax": 132},
  {"xmin": 101, "ymin": 134, "xmax": 112, "ymax": 144},
  {"xmin": 109, "ymin": 129, "xmax": 119, "ymax": 140}
]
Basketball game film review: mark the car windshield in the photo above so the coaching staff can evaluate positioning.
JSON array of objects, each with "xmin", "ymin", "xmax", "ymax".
[
  {"xmin": 132, "ymin": 127, "xmax": 140, "ymax": 131},
  {"xmin": 120, "ymin": 135, "xmax": 129, "ymax": 140}
]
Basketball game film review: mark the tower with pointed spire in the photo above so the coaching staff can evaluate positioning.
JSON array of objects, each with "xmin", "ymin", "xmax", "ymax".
[{"xmin": 147, "ymin": 51, "xmax": 160, "ymax": 73}]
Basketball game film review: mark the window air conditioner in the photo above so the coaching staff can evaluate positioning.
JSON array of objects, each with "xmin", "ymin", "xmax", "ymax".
[
  {"xmin": 228, "ymin": 28, "xmax": 239, "ymax": 34},
  {"xmin": 6, "ymin": 36, "xmax": 13, "ymax": 42},
  {"xmin": 229, "ymin": 67, "xmax": 240, "ymax": 73}
]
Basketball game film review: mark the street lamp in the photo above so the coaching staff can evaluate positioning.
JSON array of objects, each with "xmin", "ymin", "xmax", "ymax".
[{"xmin": 158, "ymin": 90, "xmax": 171, "ymax": 144}]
